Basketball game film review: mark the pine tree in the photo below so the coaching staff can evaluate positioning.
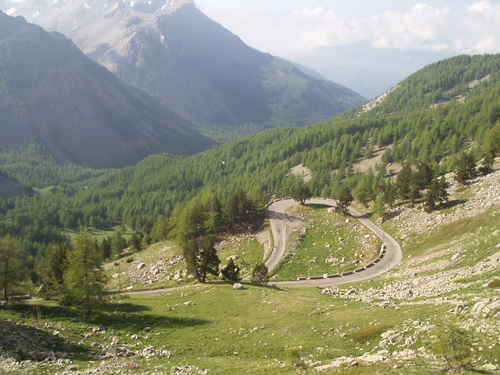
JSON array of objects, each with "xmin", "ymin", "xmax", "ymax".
[
  {"xmin": 177, "ymin": 198, "xmax": 221, "ymax": 283},
  {"xmin": 151, "ymin": 215, "xmax": 169, "ymax": 242},
  {"xmin": 479, "ymin": 146, "xmax": 495, "ymax": 176},
  {"xmin": 251, "ymin": 263, "xmax": 269, "ymax": 285},
  {"xmin": 0, "ymin": 236, "xmax": 26, "ymax": 306},
  {"xmin": 37, "ymin": 243, "xmax": 69, "ymax": 299},
  {"xmin": 414, "ymin": 162, "xmax": 434, "ymax": 190},
  {"xmin": 409, "ymin": 176, "xmax": 421, "ymax": 207},
  {"xmin": 288, "ymin": 179, "xmax": 312, "ymax": 205},
  {"xmin": 203, "ymin": 192, "xmax": 223, "ymax": 234},
  {"xmin": 381, "ymin": 180, "xmax": 397, "ymax": 209},
  {"xmin": 63, "ymin": 233, "xmax": 106, "ymax": 316},
  {"xmin": 221, "ymin": 258, "xmax": 241, "ymax": 282},
  {"xmin": 454, "ymin": 152, "xmax": 476, "ymax": 185},
  {"xmin": 397, "ymin": 164, "xmax": 413, "ymax": 200},
  {"xmin": 183, "ymin": 235, "xmax": 220, "ymax": 283},
  {"xmin": 353, "ymin": 178, "xmax": 372, "ymax": 208},
  {"xmin": 130, "ymin": 232, "xmax": 142, "ymax": 253},
  {"xmin": 336, "ymin": 185, "xmax": 353, "ymax": 215},
  {"xmin": 373, "ymin": 194, "xmax": 386, "ymax": 223},
  {"xmin": 101, "ymin": 237, "xmax": 112, "ymax": 259},
  {"xmin": 111, "ymin": 230, "xmax": 128, "ymax": 258},
  {"xmin": 424, "ymin": 177, "xmax": 449, "ymax": 213}
]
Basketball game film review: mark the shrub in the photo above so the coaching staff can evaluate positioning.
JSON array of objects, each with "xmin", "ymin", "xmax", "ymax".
[
  {"xmin": 221, "ymin": 259, "xmax": 241, "ymax": 282},
  {"xmin": 289, "ymin": 349, "xmax": 307, "ymax": 369},
  {"xmin": 431, "ymin": 324, "xmax": 474, "ymax": 372},
  {"xmin": 350, "ymin": 325, "xmax": 391, "ymax": 343},
  {"xmin": 487, "ymin": 279, "xmax": 500, "ymax": 288},
  {"xmin": 251, "ymin": 263, "xmax": 269, "ymax": 285}
]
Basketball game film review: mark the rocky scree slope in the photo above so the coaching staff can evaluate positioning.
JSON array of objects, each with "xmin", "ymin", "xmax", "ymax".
[
  {"xmin": 1, "ymin": 0, "xmax": 365, "ymax": 130},
  {"xmin": 0, "ymin": 11, "xmax": 214, "ymax": 168},
  {"xmin": 317, "ymin": 165, "xmax": 500, "ymax": 372}
]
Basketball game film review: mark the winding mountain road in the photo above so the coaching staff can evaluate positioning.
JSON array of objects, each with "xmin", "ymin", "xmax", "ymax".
[
  {"xmin": 121, "ymin": 198, "xmax": 402, "ymax": 296},
  {"xmin": 266, "ymin": 198, "xmax": 403, "ymax": 288}
]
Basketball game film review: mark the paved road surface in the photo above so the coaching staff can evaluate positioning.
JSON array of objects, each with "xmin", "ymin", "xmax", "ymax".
[
  {"xmin": 267, "ymin": 198, "xmax": 403, "ymax": 288},
  {"xmin": 119, "ymin": 198, "xmax": 402, "ymax": 295}
]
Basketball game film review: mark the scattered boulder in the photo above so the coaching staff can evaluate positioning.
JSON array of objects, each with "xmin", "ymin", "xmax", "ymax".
[
  {"xmin": 233, "ymin": 283, "xmax": 244, "ymax": 290},
  {"xmin": 171, "ymin": 365, "xmax": 208, "ymax": 375},
  {"xmin": 471, "ymin": 299, "xmax": 500, "ymax": 318}
]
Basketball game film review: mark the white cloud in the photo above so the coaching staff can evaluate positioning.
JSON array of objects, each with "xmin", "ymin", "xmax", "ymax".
[
  {"xmin": 288, "ymin": 3, "xmax": 456, "ymax": 52},
  {"xmin": 201, "ymin": 1, "xmax": 500, "ymax": 56},
  {"xmin": 468, "ymin": 0, "xmax": 491, "ymax": 13}
]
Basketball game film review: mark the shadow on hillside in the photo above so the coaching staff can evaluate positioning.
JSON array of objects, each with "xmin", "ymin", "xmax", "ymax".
[
  {"xmin": 355, "ymin": 212, "xmax": 374, "ymax": 220},
  {"xmin": 203, "ymin": 280, "xmax": 286, "ymax": 292},
  {"xmin": 384, "ymin": 209, "xmax": 402, "ymax": 221},
  {"xmin": 9, "ymin": 303, "xmax": 209, "ymax": 332},
  {"xmin": 241, "ymin": 282, "xmax": 286, "ymax": 292},
  {"xmin": 438, "ymin": 199, "xmax": 467, "ymax": 210},
  {"xmin": 306, "ymin": 204, "xmax": 332, "ymax": 210},
  {"xmin": 101, "ymin": 302, "xmax": 151, "ymax": 313},
  {"xmin": 268, "ymin": 210, "xmax": 303, "ymax": 223},
  {"xmin": 0, "ymin": 319, "xmax": 89, "ymax": 361}
]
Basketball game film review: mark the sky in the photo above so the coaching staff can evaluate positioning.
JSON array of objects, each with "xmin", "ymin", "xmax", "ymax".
[{"xmin": 196, "ymin": 0, "xmax": 500, "ymax": 57}]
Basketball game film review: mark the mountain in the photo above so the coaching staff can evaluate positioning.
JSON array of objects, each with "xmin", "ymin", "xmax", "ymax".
[
  {"xmin": 291, "ymin": 43, "xmax": 455, "ymax": 99},
  {"xmin": 0, "ymin": 170, "xmax": 33, "ymax": 198},
  {"xmin": 359, "ymin": 54, "xmax": 500, "ymax": 115},
  {"xmin": 0, "ymin": 0, "xmax": 365, "ymax": 130},
  {"xmin": 0, "ymin": 11, "xmax": 214, "ymax": 169},
  {"xmin": 7, "ymin": 57, "xmax": 499, "ymax": 231}
]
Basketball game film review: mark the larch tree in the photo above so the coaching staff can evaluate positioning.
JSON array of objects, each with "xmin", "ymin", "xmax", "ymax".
[
  {"xmin": 454, "ymin": 152, "xmax": 476, "ymax": 185},
  {"xmin": 373, "ymin": 194, "xmax": 386, "ymax": 223},
  {"xmin": 177, "ymin": 197, "xmax": 221, "ymax": 283},
  {"xmin": 251, "ymin": 263, "xmax": 269, "ymax": 285},
  {"xmin": 64, "ymin": 233, "xmax": 106, "ymax": 316},
  {"xmin": 288, "ymin": 179, "xmax": 312, "ymax": 205},
  {"xmin": 0, "ymin": 236, "xmax": 26, "ymax": 306},
  {"xmin": 37, "ymin": 243, "xmax": 69, "ymax": 299}
]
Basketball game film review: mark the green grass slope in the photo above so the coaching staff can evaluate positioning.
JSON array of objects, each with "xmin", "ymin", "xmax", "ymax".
[{"xmin": 0, "ymin": 164, "xmax": 499, "ymax": 375}]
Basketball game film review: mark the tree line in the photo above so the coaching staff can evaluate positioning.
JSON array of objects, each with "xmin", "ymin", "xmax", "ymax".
[{"xmin": 0, "ymin": 69, "xmax": 499, "ymax": 265}]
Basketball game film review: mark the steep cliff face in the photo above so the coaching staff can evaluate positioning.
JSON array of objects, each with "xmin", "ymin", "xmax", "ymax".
[
  {"xmin": 1, "ymin": 0, "xmax": 365, "ymax": 130},
  {"xmin": 0, "ymin": 11, "xmax": 214, "ymax": 169}
]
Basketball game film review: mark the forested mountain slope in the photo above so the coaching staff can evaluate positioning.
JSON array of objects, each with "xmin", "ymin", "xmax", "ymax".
[
  {"xmin": 1, "ymin": 0, "xmax": 365, "ymax": 131},
  {"xmin": 0, "ymin": 54, "xmax": 499, "ymax": 258},
  {"xmin": 0, "ymin": 11, "xmax": 214, "ymax": 169},
  {"xmin": 361, "ymin": 54, "xmax": 500, "ymax": 115},
  {"xmin": 0, "ymin": 144, "xmax": 112, "ymax": 189},
  {"xmin": 0, "ymin": 171, "xmax": 32, "ymax": 198},
  {"xmin": 2, "ymin": 72, "xmax": 498, "ymax": 246}
]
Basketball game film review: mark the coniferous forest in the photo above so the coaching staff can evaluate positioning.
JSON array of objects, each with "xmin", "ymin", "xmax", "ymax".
[
  {"xmin": 1, "ymin": 3, "xmax": 500, "ymax": 372},
  {"xmin": 0, "ymin": 55, "xmax": 499, "ymax": 269}
]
